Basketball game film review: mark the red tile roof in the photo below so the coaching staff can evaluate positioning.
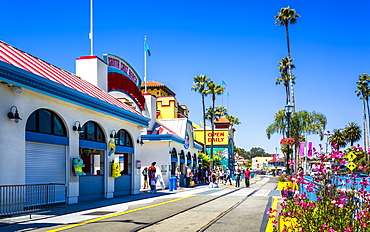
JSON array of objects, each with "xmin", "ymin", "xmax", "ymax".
[
  {"xmin": 215, "ymin": 117, "xmax": 230, "ymax": 124},
  {"xmin": 141, "ymin": 81, "xmax": 176, "ymax": 96},
  {"xmin": 0, "ymin": 40, "xmax": 141, "ymax": 115}
]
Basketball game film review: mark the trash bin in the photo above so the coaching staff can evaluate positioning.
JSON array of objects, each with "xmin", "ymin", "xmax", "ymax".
[{"xmin": 169, "ymin": 177, "xmax": 177, "ymax": 191}]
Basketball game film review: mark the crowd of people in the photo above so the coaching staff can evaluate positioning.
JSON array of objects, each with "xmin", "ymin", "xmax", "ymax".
[
  {"xmin": 173, "ymin": 166, "xmax": 252, "ymax": 188},
  {"xmin": 142, "ymin": 161, "xmax": 253, "ymax": 191}
]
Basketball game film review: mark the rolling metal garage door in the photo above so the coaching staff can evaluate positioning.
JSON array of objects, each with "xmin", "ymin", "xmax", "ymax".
[{"xmin": 25, "ymin": 142, "xmax": 66, "ymax": 203}]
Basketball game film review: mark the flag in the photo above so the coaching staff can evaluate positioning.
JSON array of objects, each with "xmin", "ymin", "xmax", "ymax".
[
  {"xmin": 222, "ymin": 80, "xmax": 227, "ymax": 86},
  {"xmin": 307, "ymin": 142, "xmax": 313, "ymax": 157},
  {"xmin": 299, "ymin": 142, "xmax": 305, "ymax": 157},
  {"xmin": 144, "ymin": 41, "xmax": 151, "ymax": 56}
]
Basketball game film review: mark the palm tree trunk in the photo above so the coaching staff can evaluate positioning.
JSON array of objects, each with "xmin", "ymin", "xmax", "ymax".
[
  {"xmin": 210, "ymin": 94, "xmax": 215, "ymax": 169},
  {"xmin": 362, "ymin": 99, "xmax": 369, "ymax": 160},
  {"xmin": 285, "ymin": 24, "xmax": 295, "ymax": 113},
  {"xmin": 366, "ymin": 99, "xmax": 370, "ymax": 161},
  {"xmin": 202, "ymin": 95, "xmax": 207, "ymax": 154}
]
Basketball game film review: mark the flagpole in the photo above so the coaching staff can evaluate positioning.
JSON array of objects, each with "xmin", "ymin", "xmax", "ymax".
[
  {"xmin": 144, "ymin": 36, "xmax": 147, "ymax": 93},
  {"xmin": 89, "ymin": 0, "xmax": 93, "ymax": 56},
  {"xmin": 227, "ymin": 92, "xmax": 229, "ymax": 110},
  {"xmin": 221, "ymin": 80, "xmax": 225, "ymax": 107}
]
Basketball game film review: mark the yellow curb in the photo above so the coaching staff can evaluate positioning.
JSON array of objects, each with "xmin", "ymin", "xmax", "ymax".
[{"xmin": 265, "ymin": 196, "xmax": 279, "ymax": 232}]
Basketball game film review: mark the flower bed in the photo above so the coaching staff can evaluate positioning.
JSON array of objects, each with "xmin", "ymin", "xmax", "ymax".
[
  {"xmin": 267, "ymin": 147, "xmax": 370, "ymax": 232},
  {"xmin": 280, "ymin": 138, "xmax": 296, "ymax": 146}
]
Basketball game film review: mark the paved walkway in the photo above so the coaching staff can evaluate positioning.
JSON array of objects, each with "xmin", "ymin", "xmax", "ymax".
[{"xmin": 0, "ymin": 176, "xmax": 280, "ymax": 232}]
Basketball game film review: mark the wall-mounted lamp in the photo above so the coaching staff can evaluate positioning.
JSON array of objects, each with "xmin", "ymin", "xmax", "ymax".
[
  {"xmin": 73, "ymin": 121, "xmax": 83, "ymax": 134},
  {"xmin": 110, "ymin": 130, "xmax": 117, "ymax": 139},
  {"xmin": 12, "ymin": 86, "xmax": 23, "ymax": 94},
  {"xmin": 137, "ymin": 136, "xmax": 144, "ymax": 146},
  {"xmin": 7, "ymin": 106, "xmax": 22, "ymax": 123}
]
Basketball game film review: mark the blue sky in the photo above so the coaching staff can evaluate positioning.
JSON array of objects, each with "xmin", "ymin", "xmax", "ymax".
[{"xmin": 2, "ymin": 1, "xmax": 370, "ymax": 155}]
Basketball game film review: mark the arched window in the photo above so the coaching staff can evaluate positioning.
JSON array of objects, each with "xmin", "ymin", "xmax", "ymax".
[
  {"xmin": 179, "ymin": 150, "xmax": 185, "ymax": 160},
  {"xmin": 79, "ymin": 121, "xmax": 105, "ymax": 143},
  {"xmin": 115, "ymin": 129, "xmax": 133, "ymax": 147},
  {"xmin": 26, "ymin": 109, "xmax": 66, "ymax": 136},
  {"xmin": 171, "ymin": 148, "xmax": 177, "ymax": 158},
  {"xmin": 186, "ymin": 152, "xmax": 191, "ymax": 163},
  {"xmin": 193, "ymin": 154, "xmax": 197, "ymax": 162}
]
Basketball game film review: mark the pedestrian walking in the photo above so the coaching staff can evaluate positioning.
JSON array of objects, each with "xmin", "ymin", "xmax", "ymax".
[
  {"xmin": 234, "ymin": 169, "xmax": 241, "ymax": 187},
  {"xmin": 225, "ymin": 168, "xmax": 232, "ymax": 185},
  {"xmin": 244, "ymin": 168, "xmax": 251, "ymax": 187},
  {"xmin": 185, "ymin": 166, "xmax": 192, "ymax": 187},
  {"xmin": 175, "ymin": 167, "xmax": 181, "ymax": 187},
  {"xmin": 142, "ymin": 167, "xmax": 148, "ymax": 189},
  {"xmin": 148, "ymin": 162, "xmax": 157, "ymax": 193}
]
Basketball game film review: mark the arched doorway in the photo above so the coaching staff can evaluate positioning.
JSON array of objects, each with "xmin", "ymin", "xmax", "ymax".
[
  {"xmin": 186, "ymin": 152, "xmax": 192, "ymax": 169},
  {"xmin": 179, "ymin": 150, "xmax": 185, "ymax": 187},
  {"xmin": 25, "ymin": 108, "xmax": 68, "ymax": 203},
  {"xmin": 170, "ymin": 148, "xmax": 178, "ymax": 176},
  {"xmin": 78, "ymin": 121, "xmax": 106, "ymax": 201},
  {"xmin": 113, "ymin": 129, "xmax": 134, "ymax": 196},
  {"xmin": 193, "ymin": 153, "xmax": 197, "ymax": 170}
]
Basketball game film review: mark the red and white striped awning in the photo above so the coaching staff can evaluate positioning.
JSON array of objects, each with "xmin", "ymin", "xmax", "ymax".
[{"xmin": 0, "ymin": 40, "xmax": 141, "ymax": 115}]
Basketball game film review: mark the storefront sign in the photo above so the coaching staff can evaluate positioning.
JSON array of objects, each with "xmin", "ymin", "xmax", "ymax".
[
  {"xmin": 206, "ymin": 131, "xmax": 228, "ymax": 145},
  {"xmin": 103, "ymin": 54, "xmax": 139, "ymax": 86},
  {"xmin": 136, "ymin": 160, "xmax": 141, "ymax": 169},
  {"xmin": 184, "ymin": 131, "xmax": 190, "ymax": 149}
]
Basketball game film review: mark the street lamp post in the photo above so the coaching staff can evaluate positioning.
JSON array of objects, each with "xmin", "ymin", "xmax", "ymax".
[{"xmin": 285, "ymin": 103, "xmax": 293, "ymax": 174}]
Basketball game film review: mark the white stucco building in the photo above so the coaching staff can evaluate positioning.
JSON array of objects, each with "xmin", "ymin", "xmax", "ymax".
[{"xmin": 0, "ymin": 41, "xmax": 150, "ymax": 205}]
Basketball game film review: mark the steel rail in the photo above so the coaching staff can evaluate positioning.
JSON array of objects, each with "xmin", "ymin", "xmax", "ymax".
[{"xmin": 132, "ymin": 177, "xmax": 268, "ymax": 232}]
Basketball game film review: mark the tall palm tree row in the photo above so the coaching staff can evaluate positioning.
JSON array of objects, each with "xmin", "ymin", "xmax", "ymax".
[
  {"xmin": 191, "ymin": 74, "xmax": 210, "ymax": 154},
  {"xmin": 275, "ymin": 6, "xmax": 300, "ymax": 112},
  {"xmin": 205, "ymin": 81, "xmax": 225, "ymax": 169}
]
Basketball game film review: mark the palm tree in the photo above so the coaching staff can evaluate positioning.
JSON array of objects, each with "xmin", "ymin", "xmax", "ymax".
[
  {"xmin": 206, "ymin": 106, "xmax": 228, "ymax": 122},
  {"xmin": 329, "ymin": 129, "xmax": 347, "ymax": 149},
  {"xmin": 343, "ymin": 122, "xmax": 362, "ymax": 147},
  {"xmin": 266, "ymin": 110, "xmax": 287, "ymax": 139},
  {"xmin": 276, "ymin": 57, "xmax": 296, "ymax": 105},
  {"xmin": 205, "ymin": 81, "xmax": 225, "ymax": 169},
  {"xmin": 191, "ymin": 74, "xmax": 210, "ymax": 153},
  {"xmin": 267, "ymin": 110, "xmax": 327, "ymax": 170},
  {"xmin": 356, "ymin": 73, "xmax": 370, "ymax": 159},
  {"xmin": 275, "ymin": 6, "xmax": 300, "ymax": 112},
  {"xmin": 226, "ymin": 115, "xmax": 241, "ymax": 125}
]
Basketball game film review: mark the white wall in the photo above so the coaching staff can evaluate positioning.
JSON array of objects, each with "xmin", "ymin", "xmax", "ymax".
[
  {"xmin": 0, "ymin": 84, "xmax": 142, "ymax": 203},
  {"xmin": 76, "ymin": 57, "xmax": 108, "ymax": 92}
]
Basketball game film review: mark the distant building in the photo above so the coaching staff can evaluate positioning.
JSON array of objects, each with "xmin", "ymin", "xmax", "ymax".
[
  {"xmin": 193, "ymin": 117, "xmax": 236, "ymax": 171},
  {"xmin": 251, "ymin": 157, "xmax": 271, "ymax": 171},
  {"xmin": 267, "ymin": 158, "xmax": 285, "ymax": 172},
  {"xmin": 139, "ymin": 81, "xmax": 202, "ymax": 187},
  {"xmin": 235, "ymin": 155, "xmax": 249, "ymax": 167}
]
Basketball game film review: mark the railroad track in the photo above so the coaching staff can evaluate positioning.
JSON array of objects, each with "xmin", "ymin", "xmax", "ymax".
[{"xmin": 131, "ymin": 177, "xmax": 269, "ymax": 232}]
